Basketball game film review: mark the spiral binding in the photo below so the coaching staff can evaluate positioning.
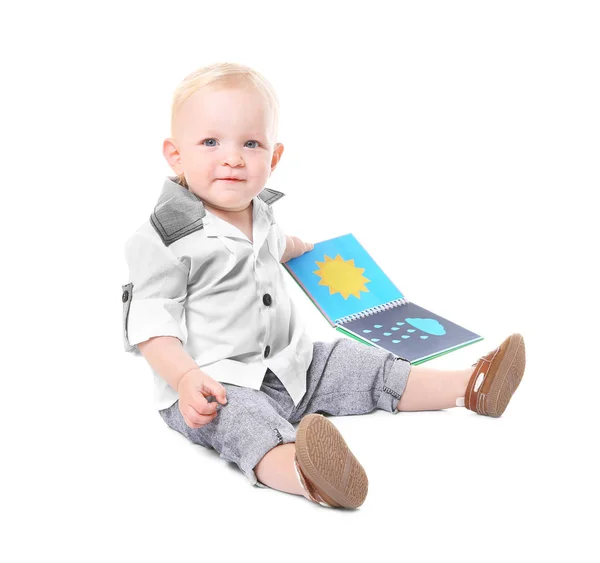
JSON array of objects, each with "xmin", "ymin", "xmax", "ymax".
[{"xmin": 336, "ymin": 298, "xmax": 410, "ymax": 325}]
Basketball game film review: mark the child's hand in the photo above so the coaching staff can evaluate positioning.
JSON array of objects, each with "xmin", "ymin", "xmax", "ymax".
[
  {"xmin": 284, "ymin": 235, "xmax": 314, "ymax": 262},
  {"xmin": 177, "ymin": 368, "xmax": 228, "ymax": 429}
]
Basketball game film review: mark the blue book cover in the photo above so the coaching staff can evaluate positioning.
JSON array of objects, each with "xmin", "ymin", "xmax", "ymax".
[{"xmin": 283, "ymin": 233, "xmax": 483, "ymax": 364}]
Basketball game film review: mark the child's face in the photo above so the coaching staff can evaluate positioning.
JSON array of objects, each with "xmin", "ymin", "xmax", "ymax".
[{"xmin": 164, "ymin": 86, "xmax": 283, "ymax": 213}]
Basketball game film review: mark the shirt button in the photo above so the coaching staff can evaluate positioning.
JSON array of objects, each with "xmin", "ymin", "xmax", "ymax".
[
  {"xmin": 122, "ymin": 290, "xmax": 129, "ymax": 303},
  {"xmin": 263, "ymin": 293, "xmax": 272, "ymax": 306},
  {"xmin": 264, "ymin": 345, "xmax": 271, "ymax": 358}
]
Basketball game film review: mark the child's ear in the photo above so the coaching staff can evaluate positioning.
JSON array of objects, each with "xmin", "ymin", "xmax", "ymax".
[
  {"xmin": 163, "ymin": 138, "xmax": 183, "ymax": 174},
  {"xmin": 270, "ymin": 142, "xmax": 284, "ymax": 173}
]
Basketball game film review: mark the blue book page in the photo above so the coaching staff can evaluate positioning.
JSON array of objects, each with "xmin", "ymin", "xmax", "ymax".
[{"xmin": 284, "ymin": 233, "xmax": 404, "ymax": 324}]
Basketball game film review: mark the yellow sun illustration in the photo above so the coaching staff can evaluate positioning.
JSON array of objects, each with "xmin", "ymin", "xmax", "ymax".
[{"xmin": 313, "ymin": 254, "xmax": 371, "ymax": 300}]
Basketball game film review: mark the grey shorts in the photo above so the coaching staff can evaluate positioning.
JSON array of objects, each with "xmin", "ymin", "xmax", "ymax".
[{"xmin": 158, "ymin": 337, "xmax": 411, "ymax": 487}]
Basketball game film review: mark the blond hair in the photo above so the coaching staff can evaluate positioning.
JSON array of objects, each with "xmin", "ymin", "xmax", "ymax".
[{"xmin": 170, "ymin": 62, "xmax": 280, "ymax": 188}]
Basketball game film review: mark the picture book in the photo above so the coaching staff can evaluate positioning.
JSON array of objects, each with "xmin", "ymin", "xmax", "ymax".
[{"xmin": 283, "ymin": 233, "xmax": 483, "ymax": 364}]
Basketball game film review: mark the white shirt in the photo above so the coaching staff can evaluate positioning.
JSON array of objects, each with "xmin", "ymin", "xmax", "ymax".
[{"xmin": 122, "ymin": 176, "xmax": 313, "ymax": 411}]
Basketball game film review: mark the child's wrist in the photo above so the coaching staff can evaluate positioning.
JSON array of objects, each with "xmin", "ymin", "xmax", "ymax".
[{"xmin": 176, "ymin": 366, "xmax": 201, "ymax": 392}]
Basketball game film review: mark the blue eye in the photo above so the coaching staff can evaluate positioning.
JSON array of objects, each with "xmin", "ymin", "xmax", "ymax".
[{"xmin": 201, "ymin": 138, "xmax": 260, "ymax": 148}]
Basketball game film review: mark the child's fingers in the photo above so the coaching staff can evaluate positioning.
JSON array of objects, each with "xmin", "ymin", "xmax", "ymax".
[
  {"xmin": 195, "ymin": 394, "xmax": 219, "ymax": 414},
  {"xmin": 204, "ymin": 380, "xmax": 228, "ymax": 405},
  {"xmin": 181, "ymin": 403, "xmax": 217, "ymax": 428}
]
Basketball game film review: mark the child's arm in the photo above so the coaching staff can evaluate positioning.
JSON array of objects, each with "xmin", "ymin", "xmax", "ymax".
[
  {"xmin": 138, "ymin": 335, "xmax": 228, "ymax": 428},
  {"xmin": 123, "ymin": 230, "xmax": 226, "ymax": 428},
  {"xmin": 137, "ymin": 335, "xmax": 199, "ymax": 392},
  {"xmin": 281, "ymin": 234, "xmax": 314, "ymax": 263}
]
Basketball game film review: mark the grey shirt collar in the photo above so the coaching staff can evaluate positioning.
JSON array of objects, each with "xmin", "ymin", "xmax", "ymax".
[{"xmin": 150, "ymin": 176, "xmax": 285, "ymax": 246}]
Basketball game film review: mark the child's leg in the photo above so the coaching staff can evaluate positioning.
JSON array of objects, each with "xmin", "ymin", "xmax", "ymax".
[
  {"xmin": 397, "ymin": 333, "xmax": 526, "ymax": 415},
  {"xmin": 254, "ymin": 416, "xmax": 368, "ymax": 509},
  {"xmin": 254, "ymin": 443, "xmax": 310, "ymax": 499},
  {"xmin": 159, "ymin": 380, "xmax": 310, "ymax": 498},
  {"xmin": 396, "ymin": 365, "xmax": 474, "ymax": 411}
]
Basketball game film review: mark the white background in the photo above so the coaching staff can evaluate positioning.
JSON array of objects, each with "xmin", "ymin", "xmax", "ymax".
[{"xmin": 2, "ymin": 1, "xmax": 599, "ymax": 561}]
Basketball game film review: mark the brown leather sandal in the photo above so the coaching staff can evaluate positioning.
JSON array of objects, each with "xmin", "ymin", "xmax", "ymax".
[
  {"xmin": 294, "ymin": 414, "xmax": 368, "ymax": 509},
  {"xmin": 465, "ymin": 333, "xmax": 526, "ymax": 417}
]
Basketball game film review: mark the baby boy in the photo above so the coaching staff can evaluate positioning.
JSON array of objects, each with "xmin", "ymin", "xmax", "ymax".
[{"xmin": 122, "ymin": 62, "xmax": 526, "ymax": 509}]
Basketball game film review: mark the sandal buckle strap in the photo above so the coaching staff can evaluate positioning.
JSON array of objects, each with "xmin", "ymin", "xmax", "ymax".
[
  {"xmin": 466, "ymin": 346, "xmax": 500, "ymax": 414},
  {"xmin": 293, "ymin": 456, "xmax": 332, "ymax": 508}
]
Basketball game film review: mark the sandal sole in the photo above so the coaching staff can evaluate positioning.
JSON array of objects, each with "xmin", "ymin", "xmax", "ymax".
[
  {"xmin": 296, "ymin": 414, "xmax": 368, "ymax": 509},
  {"xmin": 483, "ymin": 333, "xmax": 526, "ymax": 417}
]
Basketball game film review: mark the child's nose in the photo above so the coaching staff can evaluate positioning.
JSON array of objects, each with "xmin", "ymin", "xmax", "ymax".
[{"xmin": 220, "ymin": 154, "xmax": 245, "ymax": 167}]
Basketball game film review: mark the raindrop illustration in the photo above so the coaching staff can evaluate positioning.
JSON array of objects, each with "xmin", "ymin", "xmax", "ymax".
[
  {"xmin": 374, "ymin": 325, "xmax": 382, "ymax": 328},
  {"xmin": 383, "ymin": 332, "xmax": 392, "ymax": 336},
  {"xmin": 392, "ymin": 340, "xmax": 401, "ymax": 343},
  {"xmin": 363, "ymin": 329, "xmax": 372, "ymax": 333},
  {"xmin": 371, "ymin": 338, "xmax": 380, "ymax": 342},
  {"xmin": 407, "ymin": 329, "xmax": 416, "ymax": 333},
  {"xmin": 420, "ymin": 335, "xmax": 429, "ymax": 339},
  {"xmin": 391, "ymin": 327, "xmax": 400, "ymax": 331},
  {"xmin": 396, "ymin": 322, "xmax": 405, "ymax": 326},
  {"xmin": 402, "ymin": 335, "xmax": 411, "ymax": 339}
]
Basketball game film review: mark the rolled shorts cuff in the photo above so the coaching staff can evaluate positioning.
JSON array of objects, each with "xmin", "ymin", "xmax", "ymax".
[
  {"xmin": 377, "ymin": 358, "xmax": 412, "ymax": 414},
  {"xmin": 239, "ymin": 426, "xmax": 297, "ymax": 488}
]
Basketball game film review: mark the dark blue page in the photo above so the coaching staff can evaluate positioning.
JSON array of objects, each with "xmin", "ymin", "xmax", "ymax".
[{"xmin": 341, "ymin": 302, "xmax": 482, "ymax": 363}]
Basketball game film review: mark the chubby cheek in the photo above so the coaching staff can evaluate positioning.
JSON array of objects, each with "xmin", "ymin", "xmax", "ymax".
[
  {"xmin": 246, "ymin": 168, "xmax": 270, "ymax": 185},
  {"xmin": 250, "ymin": 156, "xmax": 274, "ymax": 182},
  {"xmin": 184, "ymin": 154, "xmax": 216, "ymax": 183}
]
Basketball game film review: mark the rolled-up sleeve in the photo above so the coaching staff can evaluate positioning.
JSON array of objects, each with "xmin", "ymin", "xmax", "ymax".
[{"xmin": 122, "ymin": 231, "xmax": 190, "ymax": 353}]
